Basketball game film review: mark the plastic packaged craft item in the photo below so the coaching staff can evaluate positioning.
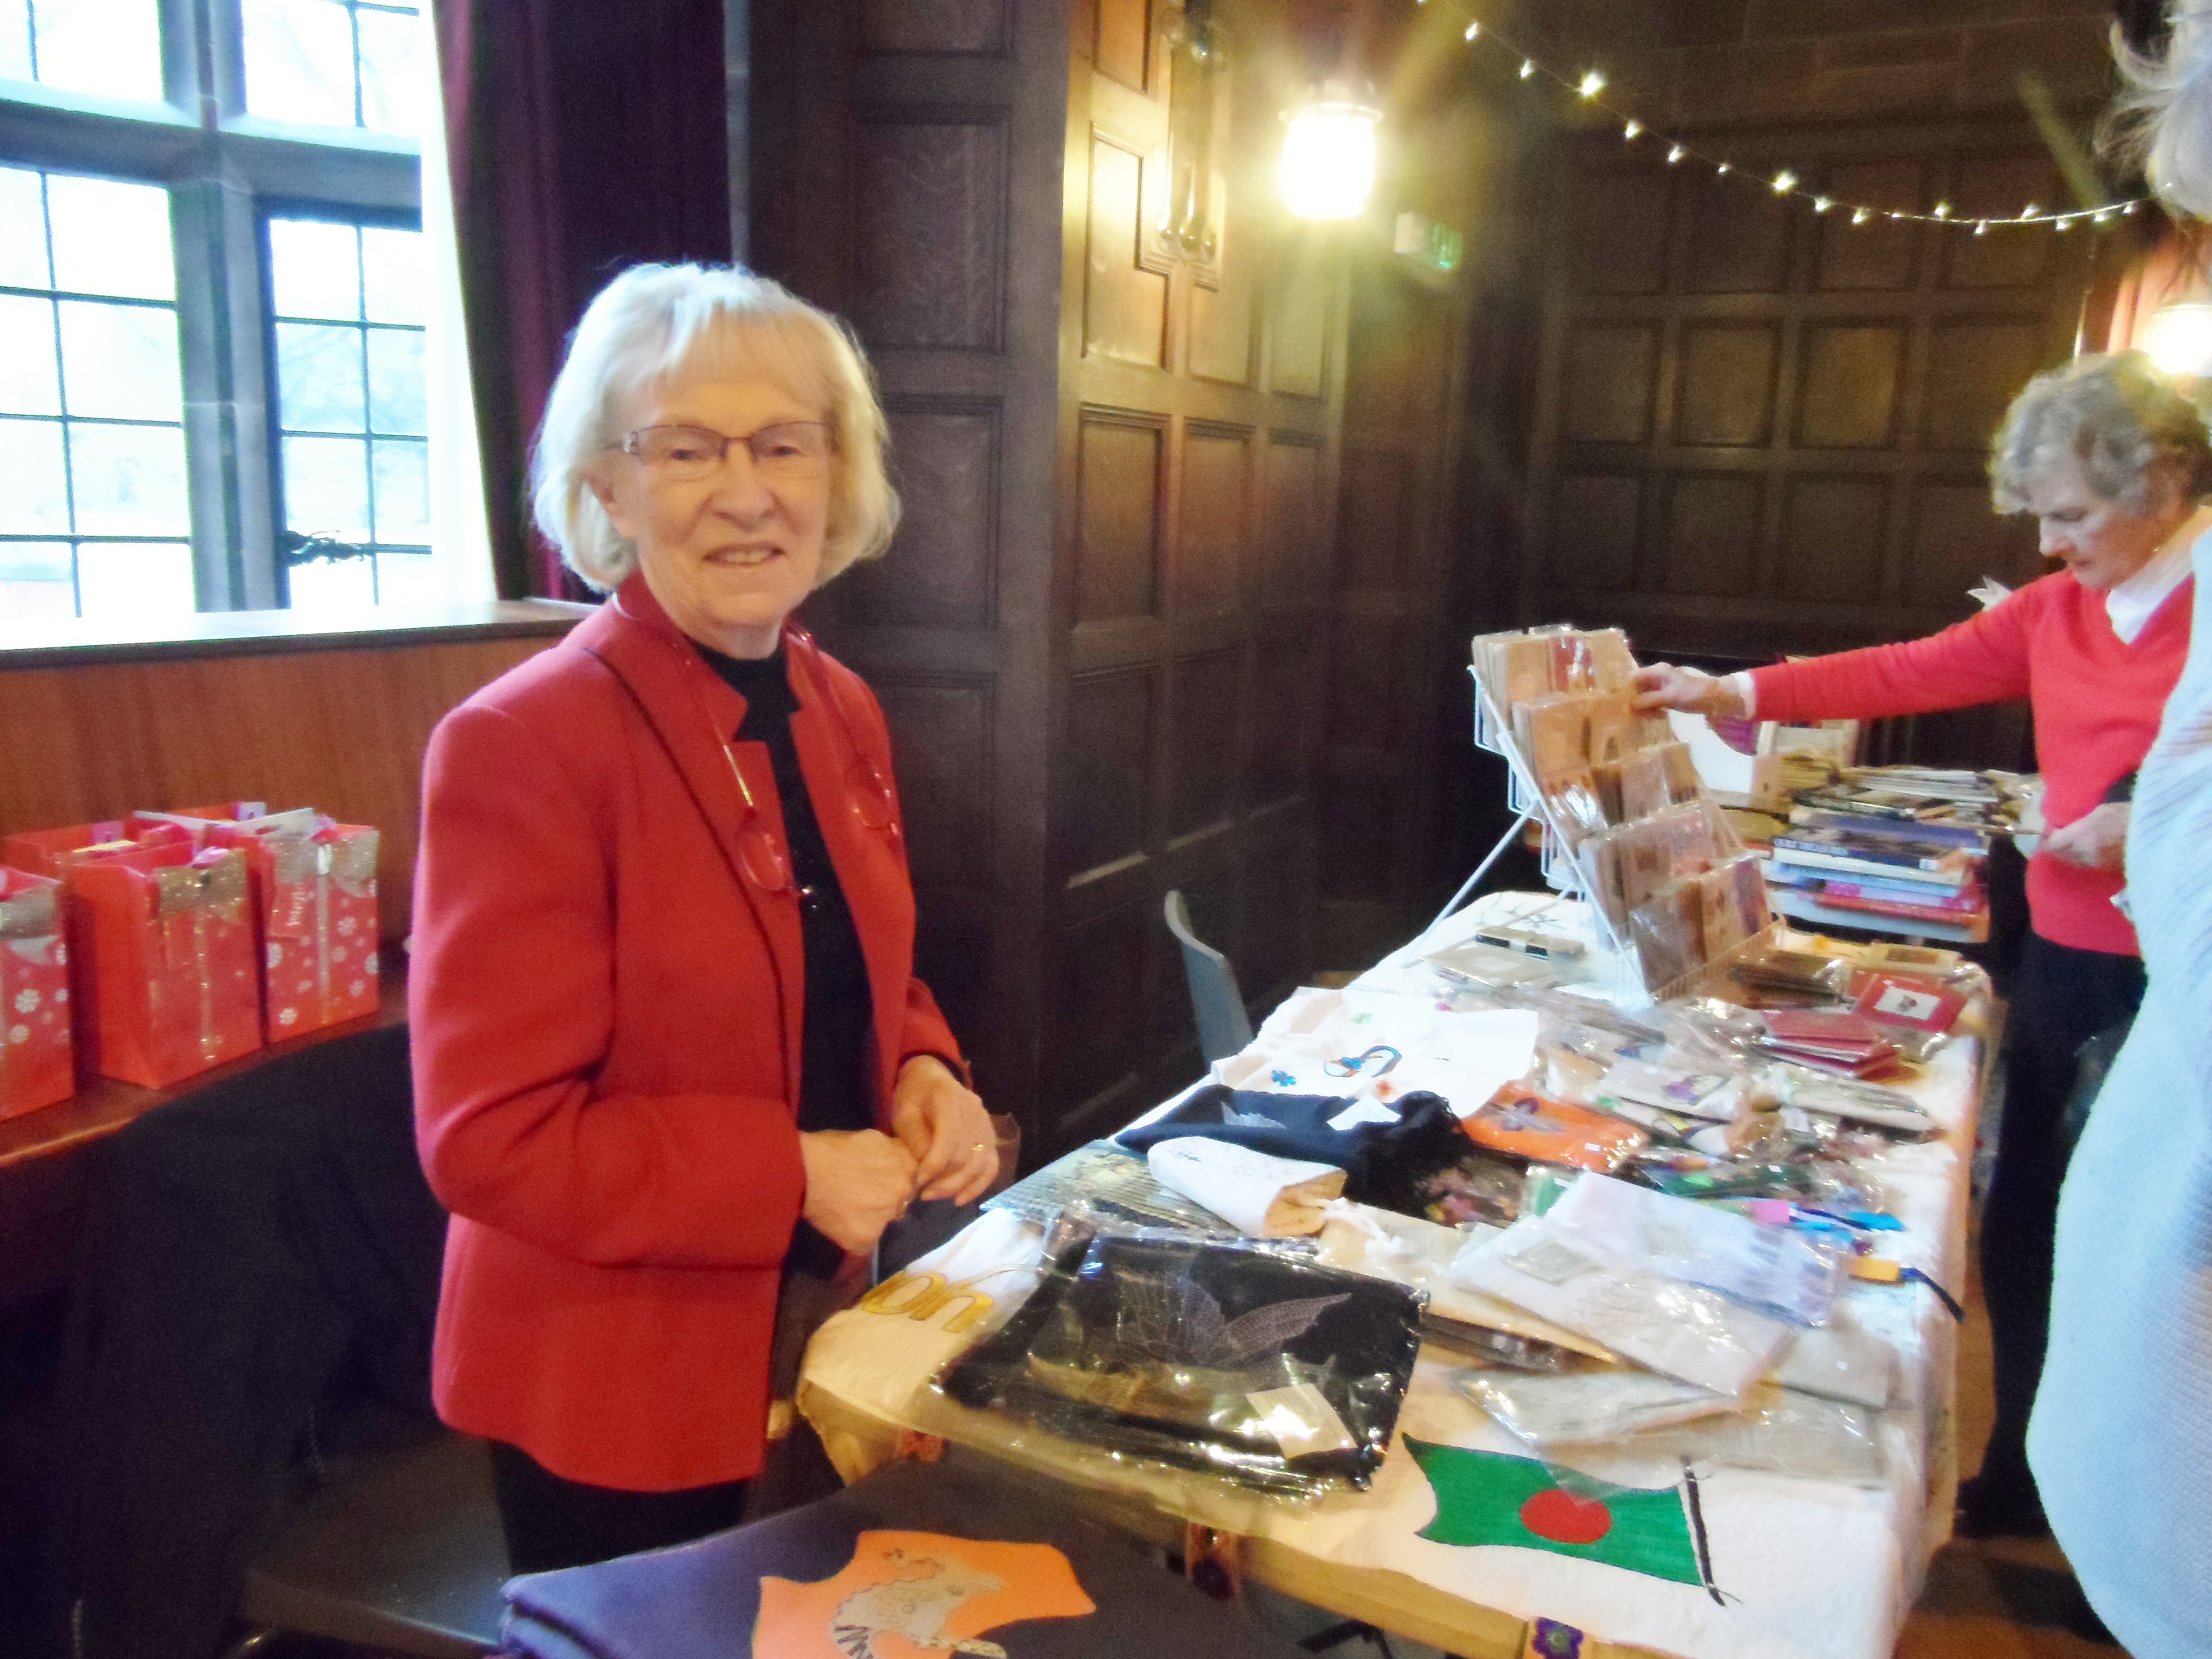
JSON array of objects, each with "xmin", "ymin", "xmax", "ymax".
[
  {"xmin": 0, "ymin": 869, "xmax": 73, "ymax": 1120},
  {"xmin": 1584, "ymin": 693, "xmax": 1642, "ymax": 769},
  {"xmin": 1765, "ymin": 1069, "xmax": 1937, "ymax": 1137},
  {"xmin": 1582, "ymin": 628, "xmax": 1640, "ymax": 694},
  {"xmin": 1446, "ymin": 1216, "xmax": 1793, "ymax": 1397},
  {"xmin": 1515, "ymin": 695, "xmax": 1592, "ymax": 779},
  {"xmin": 1472, "ymin": 631, "xmax": 1558, "ymax": 715},
  {"xmin": 1593, "ymin": 1058, "xmax": 1745, "ymax": 1123},
  {"xmin": 1314, "ymin": 1202, "xmax": 1607, "ymax": 1363},
  {"xmin": 1615, "ymin": 1384, "xmax": 1885, "ymax": 1485},
  {"xmin": 1628, "ymin": 883, "xmax": 1705, "ymax": 989},
  {"xmin": 986, "ymin": 1140, "xmax": 1238, "ymax": 1235},
  {"xmin": 1614, "ymin": 747, "xmax": 1672, "ymax": 822},
  {"xmin": 1521, "ymin": 1164, "xmax": 1579, "ymax": 1218},
  {"xmin": 1697, "ymin": 862, "xmax": 1752, "ymax": 959},
  {"xmin": 1144, "ymin": 1138, "xmax": 1346, "ymax": 1237},
  {"xmin": 1773, "ymin": 1320, "xmax": 1896, "ymax": 1409},
  {"xmin": 937, "ymin": 1226, "xmax": 1424, "ymax": 1495},
  {"xmin": 1453, "ymin": 1365, "xmax": 1736, "ymax": 1449},
  {"xmin": 1853, "ymin": 970, "xmax": 1969, "ymax": 1034},
  {"xmin": 1548, "ymin": 629, "xmax": 1597, "ymax": 694},
  {"xmin": 1731, "ymin": 943, "xmax": 1853, "ymax": 1001},
  {"xmin": 1413, "ymin": 1152, "xmax": 1527, "ymax": 1227},
  {"xmin": 1658, "ymin": 740, "xmax": 1703, "ymax": 804},
  {"xmin": 1492, "ymin": 987, "xmax": 1667, "ymax": 1055},
  {"xmin": 1544, "ymin": 771, "xmax": 1608, "ymax": 846},
  {"xmin": 1464, "ymin": 1084, "xmax": 1648, "ymax": 1173},
  {"xmin": 1427, "ymin": 941, "xmax": 1575, "ymax": 993},
  {"xmin": 1545, "ymin": 1172, "xmax": 1845, "ymax": 1327}
]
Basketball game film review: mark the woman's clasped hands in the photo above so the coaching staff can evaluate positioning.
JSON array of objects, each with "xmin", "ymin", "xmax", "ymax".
[{"xmin": 797, "ymin": 1055, "xmax": 998, "ymax": 1254}]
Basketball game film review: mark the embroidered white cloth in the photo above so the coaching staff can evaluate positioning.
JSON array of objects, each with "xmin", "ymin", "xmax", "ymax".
[{"xmin": 2031, "ymin": 533, "xmax": 2212, "ymax": 1652}]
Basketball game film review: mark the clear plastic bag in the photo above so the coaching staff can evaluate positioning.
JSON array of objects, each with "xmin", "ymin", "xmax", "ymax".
[
  {"xmin": 938, "ymin": 1219, "xmax": 1424, "ymax": 1495},
  {"xmin": 1619, "ymin": 1385, "xmax": 1885, "ymax": 1484},
  {"xmin": 1453, "ymin": 1364, "xmax": 1735, "ymax": 1448}
]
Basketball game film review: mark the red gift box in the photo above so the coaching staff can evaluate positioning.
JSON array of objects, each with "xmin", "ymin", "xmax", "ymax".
[
  {"xmin": 0, "ymin": 869, "xmax": 75, "ymax": 1120},
  {"xmin": 3, "ymin": 820, "xmax": 189, "ymax": 877},
  {"xmin": 61, "ymin": 840, "xmax": 264, "ymax": 1088}
]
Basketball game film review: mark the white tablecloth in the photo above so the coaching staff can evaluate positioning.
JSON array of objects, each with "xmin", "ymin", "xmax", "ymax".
[{"xmin": 800, "ymin": 892, "xmax": 1981, "ymax": 1659}]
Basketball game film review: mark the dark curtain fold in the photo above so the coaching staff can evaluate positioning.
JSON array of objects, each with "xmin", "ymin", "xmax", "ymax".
[{"xmin": 435, "ymin": 0, "xmax": 735, "ymax": 599}]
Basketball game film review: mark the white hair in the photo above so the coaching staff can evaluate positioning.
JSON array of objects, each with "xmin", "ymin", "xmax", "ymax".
[
  {"xmin": 530, "ymin": 264, "xmax": 899, "ymax": 590},
  {"xmin": 2113, "ymin": 4, "xmax": 2212, "ymax": 217},
  {"xmin": 1990, "ymin": 351, "xmax": 2212, "ymax": 513}
]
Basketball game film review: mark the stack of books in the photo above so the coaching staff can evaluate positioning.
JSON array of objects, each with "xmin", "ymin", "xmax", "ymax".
[{"xmin": 1757, "ymin": 807, "xmax": 1989, "ymax": 938}]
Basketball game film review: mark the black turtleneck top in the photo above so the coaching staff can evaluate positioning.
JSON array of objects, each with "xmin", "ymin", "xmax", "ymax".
[{"xmin": 695, "ymin": 642, "xmax": 876, "ymax": 1274}]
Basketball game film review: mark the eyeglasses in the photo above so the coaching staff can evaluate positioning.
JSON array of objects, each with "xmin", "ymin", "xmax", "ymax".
[{"xmin": 619, "ymin": 421, "xmax": 833, "ymax": 482}]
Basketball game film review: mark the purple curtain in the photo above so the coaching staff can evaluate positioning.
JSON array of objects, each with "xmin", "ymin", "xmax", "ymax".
[{"xmin": 435, "ymin": 0, "xmax": 733, "ymax": 599}]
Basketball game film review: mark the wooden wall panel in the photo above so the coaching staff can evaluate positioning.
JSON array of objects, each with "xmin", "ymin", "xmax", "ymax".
[
  {"xmin": 0, "ymin": 613, "xmax": 583, "ymax": 947},
  {"xmin": 1076, "ymin": 413, "xmax": 1164, "ymax": 622},
  {"xmin": 1062, "ymin": 667, "xmax": 1155, "ymax": 877},
  {"xmin": 1566, "ymin": 169, "xmax": 1672, "ymax": 295},
  {"xmin": 1524, "ymin": 121, "xmax": 2099, "ymax": 699},
  {"xmin": 1093, "ymin": 0, "xmax": 1152, "ymax": 92},
  {"xmin": 853, "ymin": 117, "xmax": 1008, "ymax": 351},
  {"xmin": 1048, "ymin": 896, "xmax": 1148, "ymax": 1133},
  {"xmin": 1262, "ymin": 436, "xmax": 1326, "ymax": 597},
  {"xmin": 860, "ymin": 0, "xmax": 1008, "ymax": 55},
  {"xmin": 1797, "ymin": 325, "xmax": 1903, "ymax": 449},
  {"xmin": 1676, "ymin": 326, "xmax": 1778, "ymax": 447},
  {"xmin": 1269, "ymin": 254, "xmax": 1331, "ymax": 398},
  {"xmin": 847, "ymin": 402, "xmax": 998, "ymax": 628},
  {"xmin": 1167, "ymin": 650, "xmax": 1240, "ymax": 837},
  {"xmin": 1084, "ymin": 135, "xmax": 1167, "ymax": 367},
  {"xmin": 876, "ymin": 680, "xmax": 994, "ymax": 888},
  {"xmin": 1174, "ymin": 427, "xmax": 1248, "ymax": 615},
  {"xmin": 1336, "ymin": 451, "xmax": 1411, "ymax": 593},
  {"xmin": 1561, "ymin": 325, "xmax": 1659, "ymax": 444}
]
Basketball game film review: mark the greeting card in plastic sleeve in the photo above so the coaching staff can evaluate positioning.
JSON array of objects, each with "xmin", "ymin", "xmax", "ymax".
[{"xmin": 0, "ymin": 869, "xmax": 74, "ymax": 1119}]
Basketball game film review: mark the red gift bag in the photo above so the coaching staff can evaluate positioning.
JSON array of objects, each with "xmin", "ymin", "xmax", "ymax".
[
  {"xmin": 0, "ymin": 869, "xmax": 74, "ymax": 1120},
  {"xmin": 223, "ymin": 822, "xmax": 382, "ymax": 1038},
  {"xmin": 62, "ymin": 841, "xmax": 264, "ymax": 1088},
  {"xmin": 3, "ymin": 820, "xmax": 188, "ymax": 877}
]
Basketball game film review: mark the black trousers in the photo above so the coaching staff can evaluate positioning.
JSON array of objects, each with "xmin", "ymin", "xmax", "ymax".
[
  {"xmin": 489, "ymin": 1441, "xmax": 749, "ymax": 1575},
  {"xmin": 1976, "ymin": 931, "xmax": 2146, "ymax": 1500}
]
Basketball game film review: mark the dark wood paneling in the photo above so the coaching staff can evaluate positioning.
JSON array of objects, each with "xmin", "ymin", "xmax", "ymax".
[
  {"xmin": 1047, "ymin": 897, "xmax": 1148, "ymax": 1146},
  {"xmin": 1168, "ymin": 651, "xmax": 1240, "ymax": 837},
  {"xmin": 1924, "ymin": 320, "xmax": 2048, "ymax": 450},
  {"xmin": 1676, "ymin": 325, "xmax": 1778, "ymax": 447},
  {"xmin": 0, "ymin": 619, "xmax": 579, "ymax": 946},
  {"xmin": 1562, "ymin": 324, "xmax": 1660, "ymax": 444},
  {"xmin": 1174, "ymin": 426, "xmax": 1248, "ymax": 615},
  {"xmin": 1552, "ymin": 474, "xmax": 1644, "ymax": 589},
  {"xmin": 1262, "ymin": 435, "xmax": 1327, "ymax": 596},
  {"xmin": 1664, "ymin": 475, "xmax": 1764, "ymax": 596},
  {"xmin": 860, "ymin": 0, "xmax": 1008, "ymax": 55},
  {"xmin": 1269, "ymin": 245, "xmax": 1331, "ymax": 398},
  {"xmin": 1337, "ymin": 451, "xmax": 1411, "ymax": 592},
  {"xmin": 853, "ymin": 116, "xmax": 1008, "ymax": 351},
  {"xmin": 1084, "ymin": 133, "xmax": 1167, "ymax": 367},
  {"xmin": 1093, "ymin": 0, "xmax": 1152, "ymax": 92},
  {"xmin": 1816, "ymin": 159, "xmax": 1923, "ymax": 291},
  {"xmin": 1797, "ymin": 325, "xmax": 1903, "ymax": 448},
  {"xmin": 1248, "ymin": 632, "xmax": 1318, "ymax": 807},
  {"xmin": 1683, "ymin": 167, "xmax": 1792, "ymax": 294},
  {"xmin": 1781, "ymin": 477, "xmax": 1891, "ymax": 603},
  {"xmin": 1943, "ymin": 153, "xmax": 2061, "ymax": 290},
  {"xmin": 1076, "ymin": 413, "xmax": 1164, "ymax": 622},
  {"xmin": 1567, "ymin": 167, "xmax": 1673, "ymax": 295},
  {"xmin": 1063, "ymin": 666, "xmax": 1155, "ymax": 877},
  {"xmin": 877, "ymin": 680, "xmax": 994, "ymax": 887},
  {"xmin": 1327, "ymin": 613, "xmax": 1404, "ymax": 749},
  {"xmin": 1906, "ymin": 480, "xmax": 2041, "ymax": 610},
  {"xmin": 847, "ymin": 402, "xmax": 998, "ymax": 628}
]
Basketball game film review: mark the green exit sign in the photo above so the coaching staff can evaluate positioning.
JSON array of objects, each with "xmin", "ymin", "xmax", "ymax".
[{"xmin": 1393, "ymin": 211, "xmax": 1463, "ymax": 273}]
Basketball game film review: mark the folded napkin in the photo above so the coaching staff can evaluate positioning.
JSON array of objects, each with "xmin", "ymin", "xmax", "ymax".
[{"xmin": 1145, "ymin": 1137, "xmax": 1345, "ymax": 1236}]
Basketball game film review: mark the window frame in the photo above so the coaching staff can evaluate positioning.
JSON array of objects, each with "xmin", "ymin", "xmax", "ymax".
[{"xmin": 0, "ymin": 0, "xmax": 423, "ymax": 613}]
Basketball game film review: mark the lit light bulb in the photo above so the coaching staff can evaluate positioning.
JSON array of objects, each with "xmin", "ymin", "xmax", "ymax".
[
  {"xmin": 1852, "ymin": 207, "xmax": 1870, "ymax": 225},
  {"xmin": 1623, "ymin": 120, "xmax": 1642, "ymax": 140},
  {"xmin": 2144, "ymin": 303, "xmax": 2212, "ymax": 376},
  {"xmin": 1519, "ymin": 59, "xmax": 1535, "ymax": 79},
  {"xmin": 1716, "ymin": 161, "xmax": 1731, "ymax": 175},
  {"xmin": 1812, "ymin": 196, "xmax": 1833, "ymax": 214},
  {"xmin": 2054, "ymin": 217, "xmax": 2073, "ymax": 233},
  {"xmin": 1772, "ymin": 169, "xmax": 1797, "ymax": 194},
  {"xmin": 2094, "ymin": 209, "xmax": 2114, "ymax": 226},
  {"xmin": 1279, "ymin": 100, "xmax": 1381, "ymax": 221},
  {"xmin": 1578, "ymin": 70, "xmax": 1605, "ymax": 97},
  {"xmin": 2020, "ymin": 203, "xmax": 2040, "ymax": 220},
  {"xmin": 1464, "ymin": 20, "xmax": 1479, "ymax": 39},
  {"xmin": 1932, "ymin": 201, "xmax": 1951, "ymax": 219},
  {"xmin": 1973, "ymin": 221, "xmax": 1988, "ymax": 236},
  {"xmin": 1666, "ymin": 144, "xmax": 1685, "ymax": 164}
]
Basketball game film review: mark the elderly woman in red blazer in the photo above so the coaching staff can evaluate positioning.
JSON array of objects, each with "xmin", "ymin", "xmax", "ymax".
[{"xmin": 409, "ymin": 263, "xmax": 996, "ymax": 1572}]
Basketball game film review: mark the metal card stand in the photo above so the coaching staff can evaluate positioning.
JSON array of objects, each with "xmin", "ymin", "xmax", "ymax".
[{"xmin": 1440, "ymin": 663, "xmax": 1780, "ymax": 1011}]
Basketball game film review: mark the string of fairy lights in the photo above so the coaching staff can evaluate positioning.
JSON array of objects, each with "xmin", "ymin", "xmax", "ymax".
[{"xmin": 1418, "ymin": 1, "xmax": 2154, "ymax": 235}]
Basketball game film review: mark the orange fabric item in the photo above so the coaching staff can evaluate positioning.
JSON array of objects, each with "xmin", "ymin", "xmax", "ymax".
[
  {"xmin": 409, "ymin": 575, "xmax": 965, "ymax": 1491},
  {"xmin": 1464, "ymin": 1084, "xmax": 1645, "ymax": 1173},
  {"xmin": 752, "ymin": 1531, "xmax": 1095, "ymax": 1658}
]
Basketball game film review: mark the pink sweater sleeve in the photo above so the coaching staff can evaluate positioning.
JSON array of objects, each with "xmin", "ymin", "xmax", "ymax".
[{"xmin": 1749, "ymin": 592, "xmax": 2036, "ymax": 725}]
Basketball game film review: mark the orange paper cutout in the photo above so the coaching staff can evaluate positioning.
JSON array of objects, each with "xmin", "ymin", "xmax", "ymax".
[{"xmin": 753, "ymin": 1529, "xmax": 1095, "ymax": 1658}]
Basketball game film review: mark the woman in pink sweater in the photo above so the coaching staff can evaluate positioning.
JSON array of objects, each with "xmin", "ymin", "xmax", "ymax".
[{"xmin": 1637, "ymin": 351, "xmax": 2209, "ymax": 1538}]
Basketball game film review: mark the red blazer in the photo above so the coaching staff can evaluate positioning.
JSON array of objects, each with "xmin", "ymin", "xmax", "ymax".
[{"xmin": 409, "ymin": 575, "xmax": 965, "ymax": 1492}]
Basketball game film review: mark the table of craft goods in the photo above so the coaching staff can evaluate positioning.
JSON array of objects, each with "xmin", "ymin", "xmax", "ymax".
[{"xmin": 797, "ymin": 890, "xmax": 1992, "ymax": 1659}]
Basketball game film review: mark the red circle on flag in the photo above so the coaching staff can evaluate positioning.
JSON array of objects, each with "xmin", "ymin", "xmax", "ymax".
[{"xmin": 1519, "ymin": 1488, "xmax": 1614, "ymax": 1545}]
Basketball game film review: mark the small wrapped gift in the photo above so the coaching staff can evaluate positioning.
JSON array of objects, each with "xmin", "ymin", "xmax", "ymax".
[
  {"xmin": 0, "ymin": 869, "xmax": 74, "ymax": 1120},
  {"xmin": 62, "ymin": 841, "xmax": 263, "ymax": 1088},
  {"xmin": 236, "ymin": 823, "xmax": 381, "ymax": 1038}
]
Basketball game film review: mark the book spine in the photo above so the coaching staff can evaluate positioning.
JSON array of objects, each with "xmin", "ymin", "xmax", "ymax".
[
  {"xmin": 1787, "ymin": 809, "xmax": 1987, "ymax": 849},
  {"xmin": 1819, "ymin": 891, "xmax": 1984, "ymax": 923},
  {"xmin": 1769, "ymin": 848, "xmax": 1968, "ymax": 887},
  {"xmin": 1771, "ymin": 835, "xmax": 1952, "ymax": 871},
  {"xmin": 1822, "ymin": 880, "xmax": 1984, "ymax": 913}
]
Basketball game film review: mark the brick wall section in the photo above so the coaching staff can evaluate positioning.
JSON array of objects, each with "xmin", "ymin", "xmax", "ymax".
[{"xmin": 1525, "ymin": 0, "xmax": 2118, "ymax": 129}]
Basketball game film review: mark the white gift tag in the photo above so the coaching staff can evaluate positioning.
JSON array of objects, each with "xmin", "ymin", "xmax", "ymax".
[
  {"xmin": 1328, "ymin": 1097, "xmax": 1402, "ymax": 1131},
  {"xmin": 1247, "ymin": 1381, "xmax": 1357, "ymax": 1458}
]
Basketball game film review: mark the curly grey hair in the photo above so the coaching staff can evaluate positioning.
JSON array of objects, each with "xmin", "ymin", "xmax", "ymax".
[
  {"xmin": 2112, "ymin": 3, "xmax": 2212, "ymax": 217},
  {"xmin": 1989, "ymin": 351, "xmax": 2212, "ymax": 513},
  {"xmin": 530, "ymin": 264, "xmax": 898, "ymax": 591}
]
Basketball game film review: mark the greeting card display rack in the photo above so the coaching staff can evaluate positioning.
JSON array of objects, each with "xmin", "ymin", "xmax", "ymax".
[{"xmin": 1437, "ymin": 661, "xmax": 1780, "ymax": 1011}]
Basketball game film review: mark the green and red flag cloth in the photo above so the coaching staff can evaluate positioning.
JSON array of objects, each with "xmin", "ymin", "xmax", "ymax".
[{"xmin": 1404, "ymin": 1437, "xmax": 1721, "ymax": 1602}]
